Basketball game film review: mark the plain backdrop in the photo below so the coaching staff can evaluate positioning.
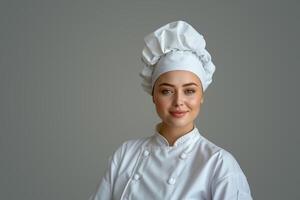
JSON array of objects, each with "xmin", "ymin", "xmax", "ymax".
[{"xmin": 1, "ymin": 0, "xmax": 299, "ymax": 199}]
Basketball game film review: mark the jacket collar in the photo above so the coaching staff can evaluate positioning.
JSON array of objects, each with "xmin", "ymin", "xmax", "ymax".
[{"xmin": 153, "ymin": 123, "xmax": 201, "ymax": 148}]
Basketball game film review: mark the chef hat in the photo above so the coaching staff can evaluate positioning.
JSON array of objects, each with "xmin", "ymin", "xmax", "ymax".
[{"xmin": 139, "ymin": 20, "xmax": 216, "ymax": 95}]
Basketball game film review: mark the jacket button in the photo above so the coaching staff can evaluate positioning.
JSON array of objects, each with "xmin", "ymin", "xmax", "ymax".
[
  {"xmin": 179, "ymin": 152, "xmax": 187, "ymax": 159},
  {"xmin": 167, "ymin": 177, "xmax": 176, "ymax": 185},
  {"xmin": 133, "ymin": 174, "xmax": 140, "ymax": 181},
  {"xmin": 143, "ymin": 150, "xmax": 150, "ymax": 157}
]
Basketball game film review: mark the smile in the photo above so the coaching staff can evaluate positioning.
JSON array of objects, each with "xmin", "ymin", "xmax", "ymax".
[{"xmin": 170, "ymin": 111, "xmax": 188, "ymax": 118}]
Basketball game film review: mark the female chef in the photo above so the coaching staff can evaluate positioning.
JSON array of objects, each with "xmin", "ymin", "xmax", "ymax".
[{"xmin": 89, "ymin": 20, "xmax": 253, "ymax": 200}]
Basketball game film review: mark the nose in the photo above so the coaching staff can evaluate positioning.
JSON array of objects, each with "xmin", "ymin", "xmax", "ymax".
[{"xmin": 173, "ymin": 91, "xmax": 184, "ymax": 107}]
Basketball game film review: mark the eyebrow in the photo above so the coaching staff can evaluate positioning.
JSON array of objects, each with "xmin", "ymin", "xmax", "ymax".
[{"xmin": 158, "ymin": 82, "xmax": 199, "ymax": 87}]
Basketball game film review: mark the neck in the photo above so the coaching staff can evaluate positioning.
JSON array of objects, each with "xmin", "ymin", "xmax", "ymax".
[{"xmin": 158, "ymin": 123, "xmax": 194, "ymax": 146}]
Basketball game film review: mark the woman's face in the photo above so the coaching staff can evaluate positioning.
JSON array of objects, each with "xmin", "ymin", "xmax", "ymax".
[{"xmin": 152, "ymin": 70, "xmax": 204, "ymax": 130}]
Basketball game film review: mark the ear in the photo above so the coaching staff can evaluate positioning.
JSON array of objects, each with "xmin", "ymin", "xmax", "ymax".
[
  {"xmin": 151, "ymin": 86, "xmax": 156, "ymax": 103},
  {"xmin": 152, "ymin": 95, "xmax": 156, "ymax": 104},
  {"xmin": 200, "ymin": 96, "xmax": 204, "ymax": 104}
]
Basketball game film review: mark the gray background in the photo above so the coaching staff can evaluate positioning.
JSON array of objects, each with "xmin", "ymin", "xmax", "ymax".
[{"xmin": 1, "ymin": 0, "xmax": 299, "ymax": 199}]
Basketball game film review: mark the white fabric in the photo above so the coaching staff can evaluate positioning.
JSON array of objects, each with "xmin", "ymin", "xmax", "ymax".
[
  {"xmin": 151, "ymin": 51, "xmax": 206, "ymax": 90},
  {"xmin": 140, "ymin": 20, "xmax": 216, "ymax": 95},
  {"xmin": 89, "ymin": 126, "xmax": 253, "ymax": 200}
]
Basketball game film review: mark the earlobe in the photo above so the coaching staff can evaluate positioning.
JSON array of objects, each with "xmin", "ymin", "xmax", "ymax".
[{"xmin": 200, "ymin": 97, "xmax": 204, "ymax": 104}]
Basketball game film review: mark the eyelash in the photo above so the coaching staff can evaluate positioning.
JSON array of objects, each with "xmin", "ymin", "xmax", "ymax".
[
  {"xmin": 185, "ymin": 89, "xmax": 196, "ymax": 94},
  {"xmin": 161, "ymin": 89, "xmax": 173, "ymax": 95},
  {"xmin": 160, "ymin": 89, "xmax": 196, "ymax": 95}
]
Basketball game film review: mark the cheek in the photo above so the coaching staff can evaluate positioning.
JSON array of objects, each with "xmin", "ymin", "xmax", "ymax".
[
  {"xmin": 154, "ymin": 97, "xmax": 171, "ymax": 112},
  {"xmin": 188, "ymin": 97, "xmax": 202, "ymax": 110}
]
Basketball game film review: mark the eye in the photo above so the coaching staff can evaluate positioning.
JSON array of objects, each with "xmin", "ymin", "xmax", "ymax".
[
  {"xmin": 161, "ymin": 89, "xmax": 173, "ymax": 95},
  {"xmin": 185, "ymin": 89, "xmax": 196, "ymax": 95}
]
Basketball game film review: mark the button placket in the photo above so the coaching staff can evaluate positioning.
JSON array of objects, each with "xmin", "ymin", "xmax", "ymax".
[
  {"xmin": 120, "ymin": 146, "xmax": 150, "ymax": 199},
  {"xmin": 143, "ymin": 149, "xmax": 150, "ymax": 157},
  {"xmin": 166, "ymin": 146, "xmax": 194, "ymax": 187},
  {"xmin": 167, "ymin": 177, "xmax": 176, "ymax": 185},
  {"xmin": 179, "ymin": 152, "xmax": 188, "ymax": 160},
  {"xmin": 166, "ymin": 156, "xmax": 185, "ymax": 186},
  {"xmin": 131, "ymin": 148, "xmax": 150, "ymax": 183},
  {"xmin": 133, "ymin": 174, "xmax": 141, "ymax": 181}
]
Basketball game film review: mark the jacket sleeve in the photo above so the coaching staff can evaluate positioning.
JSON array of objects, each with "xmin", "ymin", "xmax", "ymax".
[
  {"xmin": 88, "ymin": 155, "xmax": 117, "ymax": 200},
  {"xmin": 211, "ymin": 172, "xmax": 253, "ymax": 200},
  {"xmin": 88, "ymin": 138, "xmax": 145, "ymax": 200},
  {"xmin": 88, "ymin": 143, "xmax": 125, "ymax": 200},
  {"xmin": 211, "ymin": 150, "xmax": 253, "ymax": 200}
]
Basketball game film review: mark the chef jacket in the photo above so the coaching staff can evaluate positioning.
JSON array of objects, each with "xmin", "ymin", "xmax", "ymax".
[{"xmin": 89, "ymin": 126, "xmax": 253, "ymax": 200}]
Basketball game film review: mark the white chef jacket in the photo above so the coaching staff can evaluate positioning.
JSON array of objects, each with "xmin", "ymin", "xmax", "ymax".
[{"xmin": 89, "ymin": 126, "xmax": 253, "ymax": 200}]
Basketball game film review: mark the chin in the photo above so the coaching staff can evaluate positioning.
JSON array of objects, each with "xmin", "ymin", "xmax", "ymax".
[{"xmin": 166, "ymin": 119, "xmax": 193, "ymax": 129}]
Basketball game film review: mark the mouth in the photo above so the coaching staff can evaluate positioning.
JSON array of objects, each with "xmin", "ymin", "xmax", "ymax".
[{"xmin": 170, "ymin": 111, "xmax": 188, "ymax": 118}]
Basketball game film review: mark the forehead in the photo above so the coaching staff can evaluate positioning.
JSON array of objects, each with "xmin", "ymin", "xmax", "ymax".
[{"xmin": 155, "ymin": 70, "xmax": 201, "ymax": 85}]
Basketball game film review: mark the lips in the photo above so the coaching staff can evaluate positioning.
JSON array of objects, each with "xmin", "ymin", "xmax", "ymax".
[{"xmin": 170, "ymin": 111, "xmax": 188, "ymax": 118}]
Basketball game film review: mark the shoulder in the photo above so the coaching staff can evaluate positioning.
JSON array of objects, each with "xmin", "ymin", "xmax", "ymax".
[
  {"xmin": 207, "ymin": 144, "xmax": 251, "ymax": 193},
  {"xmin": 198, "ymin": 137, "xmax": 252, "ymax": 197},
  {"xmin": 197, "ymin": 135, "xmax": 223, "ymax": 155},
  {"xmin": 196, "ymin": 135, "xmax": 246, "ymax": 180},
  {"xmin": 211, "ymin": 149, "xmax": 252, "ymax": 198},
  {"xmin": 110, "ymin": 136, "xmax": 151, "ymax": 165},
  {"xmin": 214, "ymin": 149, "xmax": 244, "ymax": 176},
  {"xmin": 119, "ymin": 137, "xmax": 150, "ymax": 153}
]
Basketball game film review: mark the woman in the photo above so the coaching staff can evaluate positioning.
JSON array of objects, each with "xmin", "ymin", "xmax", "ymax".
[{"xmin": 89, "ymin": 20, "xmax": 253, "ymax": 200}]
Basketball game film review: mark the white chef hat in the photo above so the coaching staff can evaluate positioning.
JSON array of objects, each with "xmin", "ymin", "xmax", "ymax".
[{"xmin": 139, "ymin": 20, "xmax": 216, "ymax": 95}]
